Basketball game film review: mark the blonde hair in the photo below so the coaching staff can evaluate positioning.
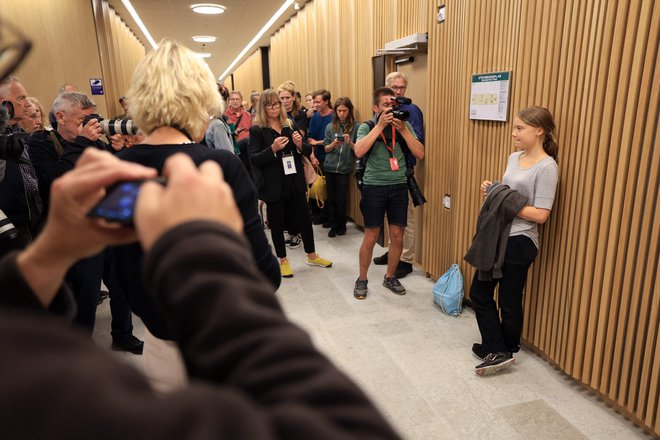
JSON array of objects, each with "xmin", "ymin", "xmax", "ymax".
[
  {"xmin": 277, "ymin": 80, "xmax": 301, "ymax": 116},
  {"xmin": 385, "ymin": 71, "xmax": 408, "ymax": 87},
  {"xmin": 253, "ymin": 89, "xmax": 292, "ymax": 129},
  {"xmin": 127, "ymin": 39, "xmax": 223, "ymax": 140},
  {"xmin": 27, "ymin": 97, "xmax": 47, "ymax": 127}
]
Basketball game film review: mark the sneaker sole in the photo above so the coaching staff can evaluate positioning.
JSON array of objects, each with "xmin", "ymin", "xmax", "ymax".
[
  {"xmin": 307, "ymin": 262, "xmax": 332, "ymax": 268},
  {"xmin": 281, "ymin": 274, "xmax": 294, "ymax": 278},
  {"xmin": 353, "ymin": 293, "xmax": 367, "ymax": 300},
  {"xmin": 475, "ymin": 357, "xmax": 515, "ymax": 376}
]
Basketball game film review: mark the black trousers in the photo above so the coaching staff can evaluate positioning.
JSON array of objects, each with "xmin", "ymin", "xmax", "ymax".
[
  {"xmin": 325, "ymin": 171, "xmax": 350, "ymax": 231},
  {"xmin": 267, "ymin": 191, "xmax": 315, "ymax": 258},
  {"xmin": 470, "ymin": 235, "xmax": 538, "ymax": 353},
  {"xmin": 67, "ymin": 249, "xmax": 133, "ymax": 340}
]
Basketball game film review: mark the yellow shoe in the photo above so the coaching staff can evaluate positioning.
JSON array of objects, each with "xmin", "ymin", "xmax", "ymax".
[
  {"xmin": 280, "ymin": 262, "xmax": 293, "ymax": 278},
  {"xmin": 307, "ymin": 255, "xmax": 332, "ymax": 268}
]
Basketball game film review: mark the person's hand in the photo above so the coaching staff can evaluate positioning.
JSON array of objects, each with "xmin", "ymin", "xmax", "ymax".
[
  {"xmin": 392, "ymin": 117, "xmax": 407, "ymax": 132},
  {"xmin": 343, "ymin": 133, "xmax": 351, "ymax": 144},
  {"xmin": 306, "ymin": 108, "xmax": 314, "ymax": 118},
  {"xmin": 270, "ymin": 136, "xmax": 289, "ymax": 153},
  {"xmin": 37, "ymin": 149, "xmax": 157, "ymax": 265},
  {"xmin": 376, "ymin": 109, "xmax": 394, "ymax": 129},
  {"xmin": 310, "ymin": 151, "xmax": 319, "ymax": 166},
  {"xmin": 292, "ymin": 131, "xmax": 303, "ymax": 149},
  {"xmin": 480, "ymin": 180, "xmax": 493, "ymax": 197},
  {"xmin": 78, "ymin": 118, "xmax": 102, "ymax": 141},
  {"xmin": 135, "ymin": 154, "xmax": 243, "ymax": 251},
  {"xmin": 108, "ymin": 134, "xmax": 124, "ymax": 151}
]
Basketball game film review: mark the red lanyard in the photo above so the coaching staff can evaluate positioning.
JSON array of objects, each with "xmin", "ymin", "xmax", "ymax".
[{"xmin": 378, "ymin": 125, "xmax": 396, "ymax": 157}]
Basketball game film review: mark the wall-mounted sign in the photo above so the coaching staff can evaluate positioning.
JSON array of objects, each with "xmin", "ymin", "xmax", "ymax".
[
  {"xmin": 469, "ymin": 71, "xmax": 511, "ymax": 121},
  {"xmin": 89, "ymin": 78, "xmax": 104, "ymax": 95},
  {"xmin": 437, "ymin": 5, "xmax": 446, "ymax": 23}
]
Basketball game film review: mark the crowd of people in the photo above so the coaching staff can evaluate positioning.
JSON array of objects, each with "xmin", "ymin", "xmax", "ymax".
[{"xmin": 0, "ymin": 26, "xmax": 559, "ymax": 435}]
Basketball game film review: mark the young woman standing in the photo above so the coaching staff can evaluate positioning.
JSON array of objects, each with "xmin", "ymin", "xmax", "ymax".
[
  {"xmin": 470, "ymin": 106, "xmax": 559, "ymax": 375},
  {"xmin": 323, "ymin": 97, "xmax": 359, "ymax": 237}
]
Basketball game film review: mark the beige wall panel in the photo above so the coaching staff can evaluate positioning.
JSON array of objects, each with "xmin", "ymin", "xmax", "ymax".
[
  {"xmin": 4, "ymin": 0, "xmax": 110, "ymax": 116},
  {"xmin": 232, "ymin": 50, "xmax": 263, "ymax": 96}
]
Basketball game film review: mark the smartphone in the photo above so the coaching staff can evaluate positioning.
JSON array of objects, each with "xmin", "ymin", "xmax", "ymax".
[{"xmin": 87, "ymin": 177, "xmax": 165, "ymax": 226}]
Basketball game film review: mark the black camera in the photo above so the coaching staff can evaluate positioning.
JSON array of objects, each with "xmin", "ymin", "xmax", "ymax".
[
  {"xmin": 386, "ymin": 96, "xmax": 412, "ymax": 121},
  {"xmin": 0, "ymin": 133, "xmax": 26, "ymax": 161},
  {"xmin": 355, "ymin": 158, "xmax": 365, "ymax": 190},
  {"xmin": 83, "ymin": 114, "xmax": 138, "ymax": 136},
  {"xmin": 334, "ymin": 132, "xmax": 343, "ymax": 143},
  {"xmin": 406, "ymin": 168, "xmax": 426, "ymax": 206}
]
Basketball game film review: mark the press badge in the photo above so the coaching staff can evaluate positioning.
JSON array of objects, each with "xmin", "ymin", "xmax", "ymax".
[
  {"xmin": 389, "ymin": 157, "xmax": 399, "ymax": 171},
  {"xmin": 282, "ymin": 154, "xmax": 297, "ymax": 175}
]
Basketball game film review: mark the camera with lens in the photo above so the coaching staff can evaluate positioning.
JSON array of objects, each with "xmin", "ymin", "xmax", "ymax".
[
  {"xmin": 406, "ymin": 167, "xmax": 426, "ymax": 207},
  {"xmin": 0, "ymin": 101, "xmax": 26, "ymax": 161},
  {"xmin": 354, "ymin": 158, "xmax": 365, "ymax": 190},
  {"xmin": 82, "ymin": 113, "xmax": 138, "ymax": 136},
  {"xmin": 386, "ymin": 96, "xmax": 413, "ymax": 121}
]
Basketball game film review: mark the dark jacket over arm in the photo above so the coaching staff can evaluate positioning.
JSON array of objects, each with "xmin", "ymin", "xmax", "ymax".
[
  {"xmin": 464, "ymin": 184, "xmax": 528, "ymax": 280},
  {"xmin": 0, "ymin": 222, "xmax": 401, "ymax": 440}
]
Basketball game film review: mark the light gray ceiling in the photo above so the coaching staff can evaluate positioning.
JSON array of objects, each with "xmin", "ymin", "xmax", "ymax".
[{"xmin": 107, "ymin": 0, "xmax": 309, "ymax": 79}]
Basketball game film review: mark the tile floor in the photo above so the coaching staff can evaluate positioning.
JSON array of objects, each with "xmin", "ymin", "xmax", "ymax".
[{"xmin": 94, "ymin": 221, "xmax": 653, "ymax": 440}]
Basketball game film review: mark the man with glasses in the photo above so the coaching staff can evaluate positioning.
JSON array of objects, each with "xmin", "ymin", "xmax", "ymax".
[
  {"xmin": 353, "ymin": 87, "xmax": 424, "ymax": 299},
  {"xmin": 372, "ymin": 72, "xmax": 425, "ymax": 279}
]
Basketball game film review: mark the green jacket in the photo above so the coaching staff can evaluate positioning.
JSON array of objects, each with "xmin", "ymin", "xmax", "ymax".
[{"xmin": 323, "ymin": 122, "xmax": 359, "ymax": 174}]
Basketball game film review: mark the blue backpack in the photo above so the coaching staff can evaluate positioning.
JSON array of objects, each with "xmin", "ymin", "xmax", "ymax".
[{"xmin": 433, "ymin": 264, "xmax": 464, "ymax": 316}]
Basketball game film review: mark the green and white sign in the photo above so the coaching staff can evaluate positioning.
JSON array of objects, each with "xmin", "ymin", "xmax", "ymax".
[{"xmin": 469, "ymin": 71, "xmax": 511, "ymax": 121}]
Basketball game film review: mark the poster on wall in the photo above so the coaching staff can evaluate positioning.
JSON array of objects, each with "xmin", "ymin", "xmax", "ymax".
[
  {"xmin": 469, "ymin": 71, "xmax": 511, "ymax": 121},
  {"xmin": 89, "ymin": 78, "xmax": 104, "ymax": 95}
]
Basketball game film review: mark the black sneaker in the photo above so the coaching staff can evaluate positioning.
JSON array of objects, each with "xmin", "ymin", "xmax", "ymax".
[
  {"xmin": 373, "ymin": 252, "xmax": 388, "ymax": 265},
  {"xmin": 322, "ymin": 222, "xmax": 332, "ymax": 228},
  {"xmin": 112, "ymin": 335, "xmax": 144, "ymax": 355},
  {"xmin": 286, "ymin": 234, "xmax": 301, "ymax": 248},
  {"xmin": 394, "ymin": 261, "xmax": 413, "ymax": 278},
  {"xmin": 471, "ymin": 343, "xmax": 489, "ymax": 361},
  {"xmin": 335, "ymin": 227, "xmax": 347, "ymax": 236},
  {"xmin": 328, "ymin": 228, "xmax": 337, "ymax": 238},
  {"xmin": 382, "ymin": 276, "xmax": 406, "ymax": 295},
  {"xmin": 475, "ymin": 352, "xmax": 514, "ymax": 376},
  {"xmin": 354, "ymin": 278, "xmax": 368, "ymax": 300}
]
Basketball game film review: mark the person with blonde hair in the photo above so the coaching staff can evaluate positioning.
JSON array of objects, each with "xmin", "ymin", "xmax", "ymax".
[
  {"xmin": 112, "ymin": 39, "xmax": 280, "ymax": 390},
  {"xmin": 248, "ymin": 89, "xmax": 332, "ymax": 278}
]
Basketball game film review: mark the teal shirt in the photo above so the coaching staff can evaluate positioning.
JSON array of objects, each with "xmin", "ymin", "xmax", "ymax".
[{"xmin": 356, "ymin": 121, "xmax": 417, "ymax": 186}]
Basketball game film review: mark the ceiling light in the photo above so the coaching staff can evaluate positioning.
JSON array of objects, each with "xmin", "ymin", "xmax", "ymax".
[
  {"xmin": 191, "ymin": 3, "xmax": 225, "ymax": 15},
  {"xmin": 219, "ymin": 0, "xmax": 295, "ymax": 81},
  {"xmin": 194, "ymin": 52, "xmax": 212, "ymax": 58},
  {"xmin": 121, "ymin": 0, "xmax": 158, "ymax": 49},
  {"xmin": 193, "ymin": 35, "xmax": 217, "ymax": 43}
]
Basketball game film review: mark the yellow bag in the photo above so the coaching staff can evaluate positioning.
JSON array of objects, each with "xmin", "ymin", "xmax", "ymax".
[{"xmin": 307, "ymin": 166, "xmax": 326, "ymax": 207}]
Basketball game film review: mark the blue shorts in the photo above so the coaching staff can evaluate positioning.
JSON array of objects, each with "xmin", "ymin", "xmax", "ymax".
[{"xmin": 360, "ymin": 184, "xmax": 408, "ymax": 228}]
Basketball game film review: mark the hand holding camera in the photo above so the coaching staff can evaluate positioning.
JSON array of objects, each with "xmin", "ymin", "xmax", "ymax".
[
  {"xmin": 79, "ymin": 117, "xmax": 102, "ymax": 142},
  {"xmin": 271, "ymin": 136, "xmax": 289, "ymax": 153}
]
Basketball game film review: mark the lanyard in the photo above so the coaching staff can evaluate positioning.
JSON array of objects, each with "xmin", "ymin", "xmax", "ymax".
[{"xmin": 378, "ymin": 125, "xmax": 396, "ymax": 158}]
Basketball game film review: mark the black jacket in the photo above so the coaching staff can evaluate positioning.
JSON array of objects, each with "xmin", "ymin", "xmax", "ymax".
[
  {"xmin": 0, "ymin": 222, "xmax": 400, "ymax": 439},
  {"xmin": 464, "ymin": 184, "xmax": 528, "ymax": 280},
  {"xmin": 248, "ymin": 125, "xmax": 311, "ymax": 202},
  {"xmin": 115, "ymin": 144, "xmax": 280, "ymax": 339}
]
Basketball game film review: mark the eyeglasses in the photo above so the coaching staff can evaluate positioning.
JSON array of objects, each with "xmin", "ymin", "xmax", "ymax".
[
  {"xmin": 265, "ymin": 102, "xmax": 281, "ymax": 109},
  {"xmin": 391, "ymin": 86, "xmax": 407, "ymax": 91},
  {"xmin": 0, "ymin": 17, "xmax": 32, "ymax": 81}
]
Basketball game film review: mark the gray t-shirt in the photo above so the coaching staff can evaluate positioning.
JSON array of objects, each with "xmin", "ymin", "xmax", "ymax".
[{"xmin": 502, "ymin": 151, "xmax": 558, "ymax": 248}]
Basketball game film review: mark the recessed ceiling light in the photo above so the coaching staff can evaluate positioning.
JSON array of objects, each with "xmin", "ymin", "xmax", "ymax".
[
  {"xmin": 193, "ymin": 35, "xmax": 217, "ymax": 43},
  {"xmin": 194, "ymin": 52, "xmax": 212, "ymax": 58},
  {"xmin": 191, "ymin": 3, "xmax": 225, "ymax": 15}
]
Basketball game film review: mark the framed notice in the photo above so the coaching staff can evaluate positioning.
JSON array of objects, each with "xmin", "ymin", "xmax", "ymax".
[{"xmin": 469, "ymin": 71, "xmax": 511, "ymax": 121}]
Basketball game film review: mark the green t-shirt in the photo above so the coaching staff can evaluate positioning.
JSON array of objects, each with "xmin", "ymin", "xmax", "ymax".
[{"xmin": 356, "ymin": 121, "xmax": 417, "ymax": 186}]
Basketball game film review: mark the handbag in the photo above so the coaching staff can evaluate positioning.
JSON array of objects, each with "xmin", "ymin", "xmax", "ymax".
[
  {"xmin": 432, "ymin": 264, "xmax": 464, "ymax": 316},
  {"xmin": 302, "ymin": 155, "xmax": 318, "ymax": 185},
  {"xmin": 307, "ymin": 165, "xmax": 326, "ymax": 207}
]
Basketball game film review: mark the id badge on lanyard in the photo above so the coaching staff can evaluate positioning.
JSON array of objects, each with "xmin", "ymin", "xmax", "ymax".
[
  {"xmin": 282, "ymin": 154, "xmax": 297, "ymax": 175},
  {"xmin": 380, "ymin": 126, "xmax": 399, "ymax": 171}
]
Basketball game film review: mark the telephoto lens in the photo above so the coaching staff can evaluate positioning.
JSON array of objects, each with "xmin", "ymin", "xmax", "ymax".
[
  {"xmin": 0, "ymin": 210, "xmax": 19, "ymax": 241},
  {"xmin": 100, "ymin": 119, "xmax": 138, "ymax": 136},
  {"xmin": 354, "ymin": 158, "xmax": 365, "ymax": 190},
  {"xmin": 0, "ymin": 133, "xmax": 26, "ymax": 161}
]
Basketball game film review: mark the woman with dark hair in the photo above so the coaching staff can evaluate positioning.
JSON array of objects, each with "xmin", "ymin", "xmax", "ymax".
[
  {"xmin": 469, "ymin": 105, "xmax": 559, "ymax": 375},
  {"xmin": 323, "ymin": 97, "xmax": 359, "ymax": 237},
  {"xmin": 248, "ymin": 90, "xmax": 332, "ymax": 278}
]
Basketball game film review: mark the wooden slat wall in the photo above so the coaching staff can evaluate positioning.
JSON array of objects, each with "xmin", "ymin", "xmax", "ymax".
[
  {"xmin": 423, "ymin": 0, "xmax": 660, "ymax": 435},
  {"xmin": 230, "ymin": 0, "xmax": 659, "ymax": 434},
  {"xmin": 231, "ymin": 50, "xmax": 263, "ymax": 96},
  {"xmin": 105, "ymin": 6, "xmax": 145, "ymax": 116}
]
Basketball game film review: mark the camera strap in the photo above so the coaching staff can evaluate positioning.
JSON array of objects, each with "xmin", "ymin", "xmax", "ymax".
[
  {"xmin": 378, "ymin": 125, "xmax": 396, "ymax": 158},
  {"xmin": 49, "ymin": 131, "xmax": 64, "ymax": 157}
]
